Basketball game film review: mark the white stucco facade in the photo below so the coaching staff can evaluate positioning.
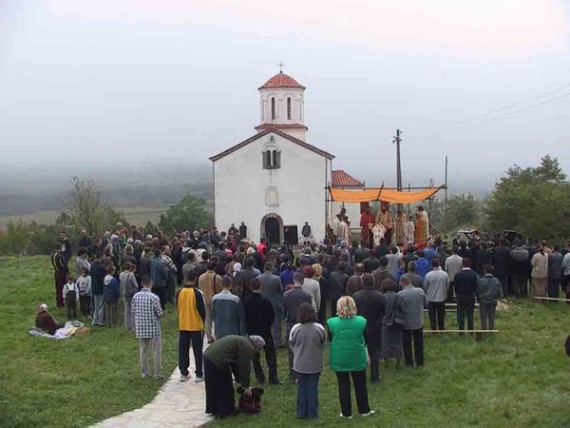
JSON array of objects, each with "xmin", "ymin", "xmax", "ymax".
[
  {"xmin": 210, "ymin": 72, "xmax": 336, "ymax": 246},
  {"xmin": 212, "ymin": 130, "xmax": 332, "ymax": 245}
]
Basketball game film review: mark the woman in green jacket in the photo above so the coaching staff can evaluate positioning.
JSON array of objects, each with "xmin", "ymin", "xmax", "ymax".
[{"xmin": 327, "ymin": 296, "xmax": 375, "ymax": 419}]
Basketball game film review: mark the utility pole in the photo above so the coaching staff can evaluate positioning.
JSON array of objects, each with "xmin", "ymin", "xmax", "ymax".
[
  {"xmin": 393, "ymin": 129, "xmax": 403, "ymax": 212},
  {"xmin": 444, "ymin": 156, "xmax": 449, "ymax": 236}
]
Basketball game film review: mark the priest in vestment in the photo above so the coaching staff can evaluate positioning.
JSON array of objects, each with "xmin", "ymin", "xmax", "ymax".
[
  {"xmin": 414, "ymin": 206, "xmax": 429, "ymax": 249},
  {"xmin": 394, "ymin": 210, "xmax": 407, "ymax": 246},
  {"xmin": 405, "ymin": 215, "xmax": 415, "ymax": 245},
  {"xmin": 377, "ymin": 203, "xmax": 394, "ymax": 245},
  {"xmin": 359, "ymin": 207, "xmax": 375, "ymax": 247}
]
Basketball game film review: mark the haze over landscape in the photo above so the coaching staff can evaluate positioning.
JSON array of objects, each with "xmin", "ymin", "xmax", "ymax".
[{"xmin": 1, "ymin": 0, "xmax": 570, "ymax": 216}]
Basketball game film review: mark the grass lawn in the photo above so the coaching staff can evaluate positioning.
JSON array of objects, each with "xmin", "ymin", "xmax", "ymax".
[
  {"xmin": 0, "ymin": 256, "xmax": 179, "ymax": 428},
  {"xmin": 1, "ymin": 256, "xmax": 569, "ymax": 427}
]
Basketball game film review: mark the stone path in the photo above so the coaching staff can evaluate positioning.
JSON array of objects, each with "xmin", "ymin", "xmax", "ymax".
[{"xmin": 93, "ymin": 352, "xmax": 212, "ymax": 428}]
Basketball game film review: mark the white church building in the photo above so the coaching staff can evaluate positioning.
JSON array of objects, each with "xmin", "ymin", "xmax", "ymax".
[{"xmin": 210, "ymin": 71, "xmax": 363, "ymax": 246}]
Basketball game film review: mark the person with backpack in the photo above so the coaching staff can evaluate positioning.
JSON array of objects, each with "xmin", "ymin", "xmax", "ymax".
[
  {"xmin": 120, "ymin": 262, "xmax": 139, "ymax": 331},
  {"xmin": 63, "ymin": 273, "xmax": 79, "ymax": 320}
]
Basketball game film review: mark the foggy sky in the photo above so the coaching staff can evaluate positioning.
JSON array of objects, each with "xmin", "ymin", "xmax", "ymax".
[{"xmin": 1, "ymin": 0, "xmax": 569, "ymax": 194}]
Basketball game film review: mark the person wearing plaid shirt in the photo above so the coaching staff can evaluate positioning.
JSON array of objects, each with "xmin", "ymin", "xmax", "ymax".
[{"xmin": 132, "ymin": 275, "xmax": 164, "ymax": 379}]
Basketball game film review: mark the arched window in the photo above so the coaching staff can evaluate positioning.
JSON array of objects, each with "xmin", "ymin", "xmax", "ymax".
[
  {"xmin": 262, "ymin": 137, "xmax": 281, "ymax": 170},
  {"xmin": 271, "ymin": 97, "xmax": 276, "ymax": 120},
  {"xmin": 287, "ymin": 97, "xmax": 292, "ymax": 120}
]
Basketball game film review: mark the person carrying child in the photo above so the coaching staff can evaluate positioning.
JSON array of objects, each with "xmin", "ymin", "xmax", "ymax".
[
  {"xmin": 76, "ymin": 268, "xmax": 92, "ymax": 319},
  {"xmin": 63, "ymin": 273, "xmax": 79, "ymax": 320}
]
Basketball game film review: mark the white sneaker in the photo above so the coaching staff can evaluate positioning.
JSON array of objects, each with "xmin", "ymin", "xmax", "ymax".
[
  {"xmin": 361, "ymin": 410, "xmax": 376, "ymax": 417},
  {"xmin": 180, "ymin": 374, "xmax": 190, "ymax": 382},
  {"xmin": 339, "ymin": 413, "xmax": 353, "ymax": 419},
  {"xmin": 194, "ymin": 376, "xmax": 204, "ymax": 383}
]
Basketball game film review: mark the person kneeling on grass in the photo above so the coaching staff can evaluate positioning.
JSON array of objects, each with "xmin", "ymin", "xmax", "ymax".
[
  {"xmin": 203, "ymin": 335, "xmax": 265, "ymax": 418},
  {"xmin": 132, "ymin": 275, "xmax": 164, "ymax": 379},
  {"xmin": 289, "ymin": 302, "xmax": 326, "ymax": 419},
  {"xmin": 35, "ymin": 303, "xmax": 63, "ymax": 335}
]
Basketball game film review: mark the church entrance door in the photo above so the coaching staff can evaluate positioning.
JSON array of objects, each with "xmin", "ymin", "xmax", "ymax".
[{"xmin": 262, "ymin": 214, "xmax": 283, "ymax": 247}]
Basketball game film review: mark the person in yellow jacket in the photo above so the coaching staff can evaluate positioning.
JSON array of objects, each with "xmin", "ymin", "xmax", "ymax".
[{"xmin": 177, "ymin": 270, "xmax": 206, "ymax": 382}]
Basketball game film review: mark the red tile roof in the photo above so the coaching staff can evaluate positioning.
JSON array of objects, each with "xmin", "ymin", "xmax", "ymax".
[
  {"xmin": 331, "ymin": 170, "xmax": 364, "ymax": 187},
  {"xmin": 254, "ymin": 123, "xmax": 308, "ymax": 131},
  {"xmin": 209, "ymin": 128, "xmax": 334, "ymax": 162},
  {"xmin": 258, "ymin": 72, "xmax": 305, "ymax": 90}
]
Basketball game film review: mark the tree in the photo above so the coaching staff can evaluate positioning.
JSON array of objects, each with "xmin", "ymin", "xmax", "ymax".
[
  {"xmin": 65, "ymin": 177, "xmax": 128, "ymax": 237},
  {"xmin": 158, "ymin": 194, "xmax": 212, "ymax": 234},
  {"xmin": 485, "ymin": 156, "xmax": 570, "ymax": 241},
  {"xmin": 446, "ymin": 193, "xmax": 483, "ymax": 231}
]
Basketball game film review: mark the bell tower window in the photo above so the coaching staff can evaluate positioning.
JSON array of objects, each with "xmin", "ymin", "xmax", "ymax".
[
  {"xmin": 271, "ymin": 97, "xmax": 276, "ymax": 120},
  {"xmin": 287, "ymin": 97, "xmax": 291, "ymax": 120}
]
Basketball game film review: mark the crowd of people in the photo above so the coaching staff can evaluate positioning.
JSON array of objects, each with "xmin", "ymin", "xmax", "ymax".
[{"xmin": 41, "ymin": 212, "xmax": 570, "ymax": 420}]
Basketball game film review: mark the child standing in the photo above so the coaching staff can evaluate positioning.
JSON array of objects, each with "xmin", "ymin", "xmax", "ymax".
[
  {"xmin": 76, "ymin": 268, "xmax": 92, "ymax": 319},
  {"xmin": 63, "ymin": 273, "xmax": 79, "ymax": 320},
  {"xmin": 103, "ymin": 265, "xmax": 121, "ymax": 327}
]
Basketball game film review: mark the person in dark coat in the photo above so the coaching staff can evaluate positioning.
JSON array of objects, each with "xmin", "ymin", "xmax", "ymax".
[
  {"xmin": 237, "ymin": 256, "xmax": 258, "ymax": 299},
  {"xmin": 328, "ymin": 261, "xmax": 348, "ymax": 317},
  {"xmin": 454, "ymin": 258, "xmax": 478, "ymax": 331},
  {"xmin": 380, "ymin": 279, "xmax": 403, "ymax": 364},
  {"xmin": 548, "ymin": 246, "xmax": 564, "ymax": 299},
  {"xmin": 244, "ymin": 278, "xmax": 281, "ymax": 384},
  {"xmin": 239, "ymin": 222, "xmax": 247, "ymax": 240},
  {"xmin": 50, "ymin": 243, "xmax": 69, "ymax": 308},
  {"xmin": 492, "ymin": 240, "xmax": 512, "ymax": 296},
  {"xmin": 510, "ymin": 242, "xmax": 530, "ymax": 297},
  {"xmin": 353, "ymin": 273, "xmax": 386, "ymax": 383},
  {"xmin": 78, "ymin": 229, "xmax": 93, "ymax": 256}
]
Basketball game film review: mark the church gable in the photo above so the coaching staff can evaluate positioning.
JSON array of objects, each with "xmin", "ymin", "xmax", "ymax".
[{"xmin": 209, "ymin": 128, "xmax": 334, "ymax": 163}]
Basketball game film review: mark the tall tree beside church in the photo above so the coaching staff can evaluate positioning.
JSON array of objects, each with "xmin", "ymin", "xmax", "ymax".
[
  {"xmin": 158, "ymin": 194, "xmax": 212, "ymax": 234},
  {"xmin": 485, "ymin": 155, "xmax": 570, "ymax": 241}
]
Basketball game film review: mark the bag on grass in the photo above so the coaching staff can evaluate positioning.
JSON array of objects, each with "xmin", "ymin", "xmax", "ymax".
[{"xmin": 236, "ymin": 386, "xmax": 264, "ymax": 414}]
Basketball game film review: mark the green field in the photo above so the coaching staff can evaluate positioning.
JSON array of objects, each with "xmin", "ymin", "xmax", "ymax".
[
  {"xmin": 0, "ymin": 256, "xmax": 569, "ymax": 427},
  {"xmin": 0, "ymin": 206, "xmax": 170, "ymax": 229}
]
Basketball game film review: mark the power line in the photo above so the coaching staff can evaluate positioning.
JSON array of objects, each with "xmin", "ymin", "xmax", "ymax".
[
  {"xmin": 486, "ymin": 90, "xmax": 570, "ymax": 121},
  {"xmin": 472, "ymin": 81, "xmax": 570, "ymax": 120}
]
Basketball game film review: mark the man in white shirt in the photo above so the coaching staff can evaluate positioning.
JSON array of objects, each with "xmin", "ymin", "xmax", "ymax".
[{"xmin": 444, "ymin": 247, "xmax": 463, "ymax": 303}]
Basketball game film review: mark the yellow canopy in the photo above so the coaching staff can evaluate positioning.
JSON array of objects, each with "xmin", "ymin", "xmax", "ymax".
[{"xmin": 329, "ymin": 187, "xmax": 441, "ymax": 204}]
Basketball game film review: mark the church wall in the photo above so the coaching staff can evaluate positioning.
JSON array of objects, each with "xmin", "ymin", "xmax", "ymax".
[{"xmin": 213, "ymin": 132, "xmax": 330, "ymax": 244}]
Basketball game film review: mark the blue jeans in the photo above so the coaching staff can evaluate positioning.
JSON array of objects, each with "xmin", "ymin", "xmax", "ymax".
[{"xmin": 296, "ymin": 372, "xmax": 320, "ymax": 418}]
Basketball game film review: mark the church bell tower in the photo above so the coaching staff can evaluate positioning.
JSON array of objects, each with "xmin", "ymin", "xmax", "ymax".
[{"xmin": 255, "ymin": 70, "xmax": 308, "ymax": 141}]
